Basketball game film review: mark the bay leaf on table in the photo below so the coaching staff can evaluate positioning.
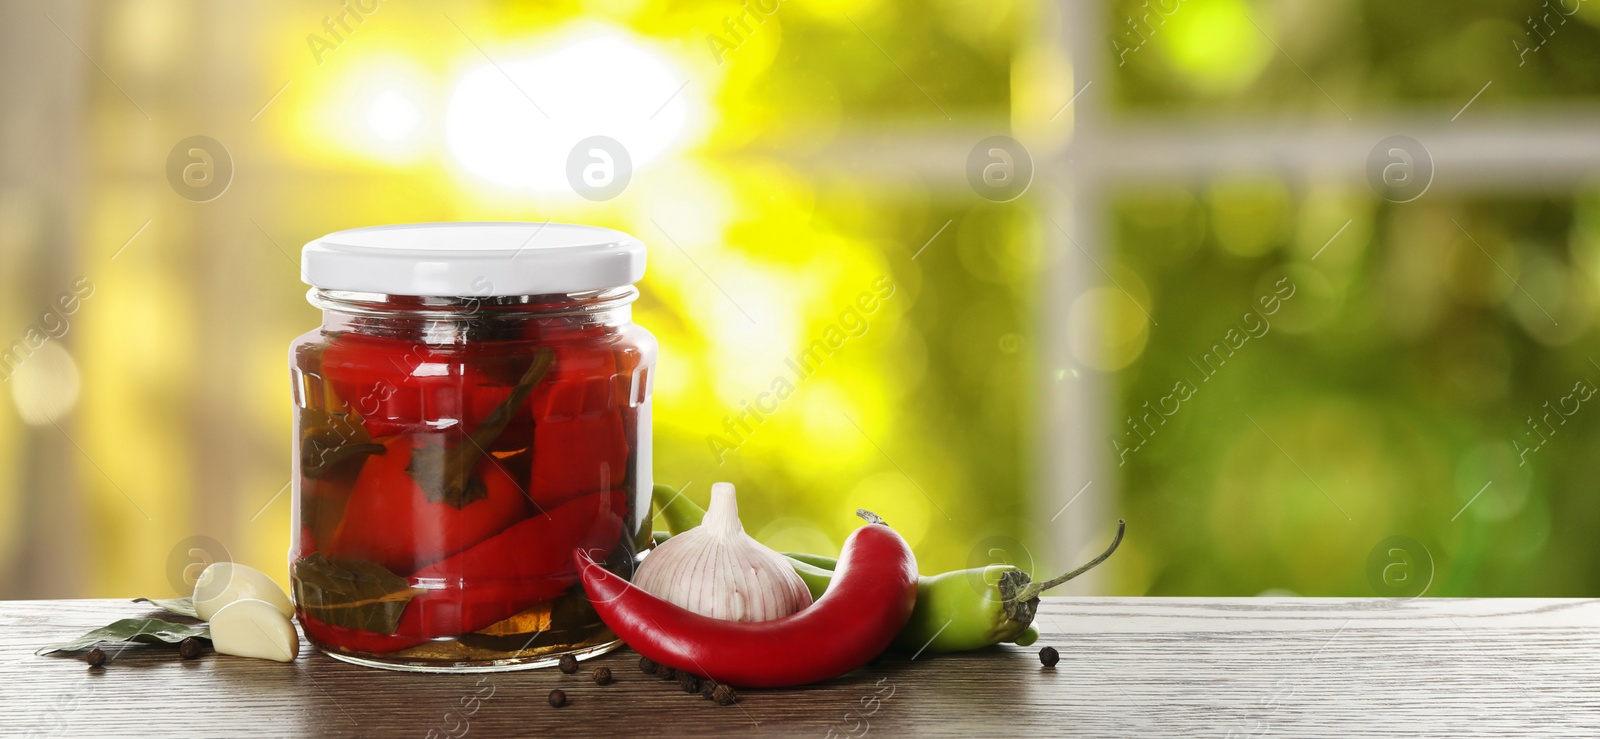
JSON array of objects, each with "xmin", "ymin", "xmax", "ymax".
[
  {"xmin": 132, "ymin": 596, "xmax": 199, "ymax": 619},
  {"xmin": 37, "ymin": 618, "xmax": 210, "ymax": 655}
]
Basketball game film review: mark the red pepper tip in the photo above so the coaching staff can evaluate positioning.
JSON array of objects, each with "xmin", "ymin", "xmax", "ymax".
[{"xmin": 573, "ymin": 546, "xmax": 605, "ymax": 566}]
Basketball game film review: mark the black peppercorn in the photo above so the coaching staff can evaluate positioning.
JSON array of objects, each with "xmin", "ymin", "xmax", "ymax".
[
  {"xmin": 558, "ymin": 654, "xmax": 578, "ymax": 674},
  {"xmin": 179, "ymin": 637, "xmax": 204, "ymax": 660},
  {"xmin": 657, "ymin": 665, "xmax": 676, "ymax": 680},
  {"xmin": 639, "ymin": 656, "xmax": 657, "ymax": 675},
  {"xmin": 700, "ymin": 680, "xmax": 717, "ymax": 700},
  {"xmin": 548, "ymin": 689, "xmax": 567, "ymax": 708},
  {"xmin": 85, "ymin": 647, "xmax": 106, "ymax": 668},
  {"xmin": 592, "ymin": 666, "xmax": 613, "ymax": 686},
  {"xmin": 712, "ymin": 684, "xmax": 737, "ymax": 706},
  {"xmin": 680, "ymin": 673, "xmax": 700, "ymax": 694},
  {"xmin": 1039, "ymin": 646, "xmax": 1060, "ymax": 668}
]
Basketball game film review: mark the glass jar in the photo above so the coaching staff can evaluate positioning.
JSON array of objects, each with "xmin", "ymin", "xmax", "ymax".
[{"xmin": 288, "ymin": 223, "xmax": 655, "ymax": 672}]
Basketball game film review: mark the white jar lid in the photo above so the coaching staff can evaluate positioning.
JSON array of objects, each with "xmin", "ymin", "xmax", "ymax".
[{"xmin": 301, "ymin": 222, "xmax": 646, "ymax": 297}]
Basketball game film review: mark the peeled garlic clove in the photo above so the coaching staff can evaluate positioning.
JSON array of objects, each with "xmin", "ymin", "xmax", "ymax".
[
  {"xmin": 210, "ymin": 598, "xmax": 301, "ymax": 662},
  {"xmin": 194, "ymin": 562, "xmax": 293, "ymax": 621},
  {"xmin": 635, "ymin": 482, "xmax": 813, "ymax": 622}
]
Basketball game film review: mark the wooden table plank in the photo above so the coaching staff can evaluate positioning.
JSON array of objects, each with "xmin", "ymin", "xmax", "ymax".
[{"xmin": 3, "ymin": 598, "xmax": 1598, "ymax": 737}]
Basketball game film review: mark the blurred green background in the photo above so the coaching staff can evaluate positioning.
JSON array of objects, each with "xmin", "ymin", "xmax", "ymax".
[{"xmin": 0, "ymin": 0, "xmax": 1597, "ymax": 600}]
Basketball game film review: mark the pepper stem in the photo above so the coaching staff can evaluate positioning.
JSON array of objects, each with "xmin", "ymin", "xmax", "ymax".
[
  {"xmin": 855, "ymin": 509, "xmax": 887, "ymax": 526},
  {"xmin": 1015, "ymin": 519, "xmax": 1125, "ymax": 602}
]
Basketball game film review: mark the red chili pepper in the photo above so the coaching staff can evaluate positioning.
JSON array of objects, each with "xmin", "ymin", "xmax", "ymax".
[
  {"xmin": 328, "ymin": 328, "xmax": 632, "ymax": 508},
  {"xmin": 575, "ymin": 515, "xmax": 918, "ymax": 688},
  {"xmin": 526, "ymin": 342, "xmax": 629, "ymax": 507},
  {"xmin": 326, "ymin": 435, "xmax": 531, "ymax": 573},
  {"xmin": 529, "ymin": 411, "xmax": 627, "ymax": 506},
  {"xmin": 322, "ymin": 334, "xmax": 524, "ymax": 440},
  {"xmin": 301, "ymin": 487, "xmax": 629, "ymax": 653}
]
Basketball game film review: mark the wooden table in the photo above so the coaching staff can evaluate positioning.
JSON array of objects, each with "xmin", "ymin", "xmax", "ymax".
[{"xmin": 3, "ymin": 598, "xmax": 1597, "ymax": 737}]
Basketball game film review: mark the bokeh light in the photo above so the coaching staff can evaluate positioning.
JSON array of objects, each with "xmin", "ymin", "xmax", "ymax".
[
  {"xmin": 8, "ymin": 343, "xmax": 82, "ymax": 426},
  {"xmin": 444, "ymin": 24, "xmax": 701, "ymax": 192}
]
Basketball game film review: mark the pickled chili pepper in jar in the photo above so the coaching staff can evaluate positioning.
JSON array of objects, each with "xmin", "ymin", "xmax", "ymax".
[{"xmin": 288, "ymin": 223, "xmax": 656, "ymax": 671}]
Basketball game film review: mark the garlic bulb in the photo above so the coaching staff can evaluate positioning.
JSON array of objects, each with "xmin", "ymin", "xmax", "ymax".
[{"xmin": 635, "ymin": 482, "xmax": 813, "ymax": 622}]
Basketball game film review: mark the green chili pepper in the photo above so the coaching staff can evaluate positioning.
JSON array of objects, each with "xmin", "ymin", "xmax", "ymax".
[
  {"xmin": 784, "ymin": 551, "xmax": 842, "ymax": 570},
  {"xmin": 786, "ymin": 557, "xmax": 835, "ymax": 597},
  {"xmin": 650, "ymin": 484, "xmax": 1125, "ymax": 654},
  {"xmin": 652, "ymin": 484, "xmax": 706, "ymax": 535},
  {"xmin": 782, "ymin": 523, "xmax": 1123, "ymax": 653}
]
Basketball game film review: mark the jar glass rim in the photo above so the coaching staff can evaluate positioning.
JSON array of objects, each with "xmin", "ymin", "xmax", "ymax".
[{"xmin": 308, "ymin": 286, "xmax": 638, "ymax": 320}]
